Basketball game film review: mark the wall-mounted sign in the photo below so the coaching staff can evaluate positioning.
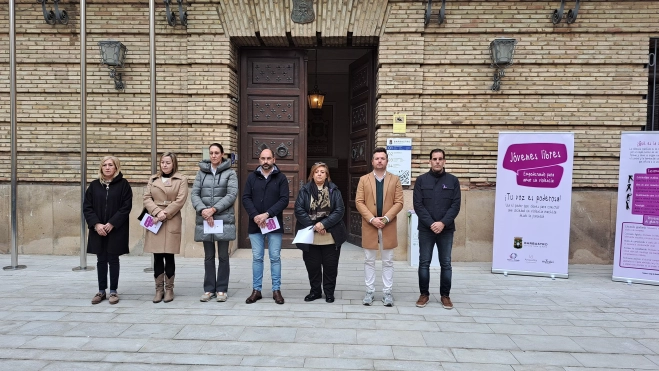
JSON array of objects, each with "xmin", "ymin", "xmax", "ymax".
[
  {"xmin": 393, "ymin": 114, "xmax": 406, "ymax": 133},
  {"xmin": 386, "ymin": 138, "xmax": 411, "ymax": 185}
]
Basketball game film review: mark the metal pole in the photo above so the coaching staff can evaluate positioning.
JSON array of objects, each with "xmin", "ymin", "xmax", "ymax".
[
  {"xmin": 4, "ymin": 0, "xmax": 26, "ymax": 271},
  {"xmin": 145, "ymin": 0, "xmax": 156, "ymax": 273},
  {"xmin": 73, "ymin": 0, "xmax": 92, "ymax": 271}
]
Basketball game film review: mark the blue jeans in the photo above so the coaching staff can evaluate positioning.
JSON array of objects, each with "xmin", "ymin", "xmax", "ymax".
[
  {"xmin": 418, "ymin": 229, "xmax": 454, "ymax": 297},
  {"xmin": 249, "ymin": 233, "xmax": 282, "ymax": 291}
]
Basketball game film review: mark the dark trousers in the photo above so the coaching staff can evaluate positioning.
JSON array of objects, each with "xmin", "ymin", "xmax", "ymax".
[
  {"xmin": 154, "ymin": 253, "xmax": 175, "ymax": 278},
  {"xmin": 96, "ymin": 250, "xmax": 120, "ymax": 291},
  {"xmin": 203, "ymin": 240, "xmax": 230, "ymax": 293},
  {"xmin": 418, "ymin": 229, "xmax": 454, "ymax": 297},
  {"xmin": 303, "ymin": 244, "xmax": 341, "ymax": 297}
]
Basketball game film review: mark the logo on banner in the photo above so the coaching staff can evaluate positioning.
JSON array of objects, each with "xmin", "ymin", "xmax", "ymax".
[
  {"xmin": 508, "ymin": 253, "xmax": 519, "ymax": 262},
  {"xmin": 525, "ymin": 255, "xmax": 537, "ymax": 263},
  {"xmin": 513, "ymin": 237, "xmax": 523, "ymax": 249},
  {"xmin": 542, "ymin": 259, "xmax": 554, "ymax": 264}
]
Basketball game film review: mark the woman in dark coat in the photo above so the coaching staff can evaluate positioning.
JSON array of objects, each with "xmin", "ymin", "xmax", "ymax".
[
  {"xmin": 190, "ymin": 143, "xmax": 238, "ymax": 302},
  {"xmin": 294, "ymin": 162, "xmax": 347, "ymax": 303},
  {"xmin": 83, "ymin": 156, "xmax": 133, "ymax": 305}
]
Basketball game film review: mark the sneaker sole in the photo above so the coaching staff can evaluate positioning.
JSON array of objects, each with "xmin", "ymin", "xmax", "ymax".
[
  {"xmin": 383, "ymin": 302, "xmax": 394, "ymax": 307},
  {"xmin": 442, "ymin": 305, "xmax": 453, "ymax": 310},
  {"xmin": 363, "ymin": 301, "xmax": 373, "ymax": 306},
  {"xmin": 416, "ymin": 303, "xmax": 428, "ymax": 308}
]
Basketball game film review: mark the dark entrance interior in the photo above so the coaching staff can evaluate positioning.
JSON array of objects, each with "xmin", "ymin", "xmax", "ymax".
[{"xmin": 238, "ymin": 47, "xmax": 375, "ymax": 248}]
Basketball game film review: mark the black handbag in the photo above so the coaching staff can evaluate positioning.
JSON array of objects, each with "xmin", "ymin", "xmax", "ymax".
[{"xmin": 137, "ymin": 208, "xmax": 148, "ymax": 221}]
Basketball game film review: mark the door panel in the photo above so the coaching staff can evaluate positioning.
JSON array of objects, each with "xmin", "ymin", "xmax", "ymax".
[
  {"xmin": 347, "ymin": 51, "xmax": 375, "ymax": 246},
  {"xmin": 240, "ymin": 49, "xmax": 307, "ymax": 247}
]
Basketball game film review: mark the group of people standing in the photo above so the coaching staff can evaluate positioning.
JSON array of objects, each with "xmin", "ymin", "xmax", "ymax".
[{"xmin": 82, "ymin": 144, "xmax": 461, "ymax": 309}]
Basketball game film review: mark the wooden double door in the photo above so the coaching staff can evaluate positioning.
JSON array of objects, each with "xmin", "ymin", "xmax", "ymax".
[{"xmin": 239, "ymin": 48, "xmax": 374, "ymax": 247}]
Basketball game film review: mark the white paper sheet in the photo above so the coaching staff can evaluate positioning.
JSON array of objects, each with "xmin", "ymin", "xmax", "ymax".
[
  {"xmin": 203, "ymin": 220, "xmax": 224, "ymax": 234},
  {"xmin": 292, "ymin": 226, "xmax": 315, "ymax": 244}
]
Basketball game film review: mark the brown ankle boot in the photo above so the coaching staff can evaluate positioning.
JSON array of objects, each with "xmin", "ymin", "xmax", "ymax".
[
  {"xmin": 153, "ymin": 273, "xmax": 165, "ymax": 303},
  {"xmin": 164, "ymin": 274, "xmax": 175, "ymax": 303}
]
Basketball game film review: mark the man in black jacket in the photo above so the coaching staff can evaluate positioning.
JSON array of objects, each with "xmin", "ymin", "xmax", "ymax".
[
  {"xmin": 413, "ymin": 149, "xmax": 461, "ymax": 309},
  {"xmin": 242, "ymin": 149, "xmax": 290, "ymax": 305}
]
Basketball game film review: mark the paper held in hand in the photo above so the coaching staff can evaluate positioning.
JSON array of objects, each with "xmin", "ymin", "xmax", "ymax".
[
  {"xmin": 203, "ymin": 220, "xmax": 224, "ymax": 234},
  {"xmin": 140, "ymin": 214, "xmax": 162, "ymax": 234},
  {"xmin": 260, "ymin": 217, "xmax": 280, "ymax": 234},
  {"xmin": 292, "ymin": 226, "xmax": 314, "ymax": 244}
]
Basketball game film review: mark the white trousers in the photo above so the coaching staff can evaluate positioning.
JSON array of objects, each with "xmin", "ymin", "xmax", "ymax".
[{"xmin": 364, "ymin": 248, "xmax": 394, "ymax": 292}]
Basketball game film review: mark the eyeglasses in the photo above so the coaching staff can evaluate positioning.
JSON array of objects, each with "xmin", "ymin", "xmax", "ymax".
[{"xmin": 314, "ymin": 162, "xmax": 326, "ymax": 165}]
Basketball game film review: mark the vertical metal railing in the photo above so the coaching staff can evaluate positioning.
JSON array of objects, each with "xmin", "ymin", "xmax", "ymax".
[
  {"xmin": 648, "ymin": 38, "xmax": 658, "ymax": 131},
  {"xmin": 73, "ymin": 0, "xmax": 92, "ymax": 272},
  {"xmin": 4, "ymin": 0, "xmax": 26, "ymax": 271},
  {"xmin": 145, "ymin": 0, "xmax": 157, "ymax": 273}
]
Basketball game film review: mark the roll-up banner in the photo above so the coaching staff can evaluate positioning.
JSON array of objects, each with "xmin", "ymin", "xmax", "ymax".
[
  {"xmin": 613, "ymin": 132, "xmax": 659, "ymax": 285},
  {"xmin": 492, "ymin": 132, "xmax": 574, "ymax": 278}
]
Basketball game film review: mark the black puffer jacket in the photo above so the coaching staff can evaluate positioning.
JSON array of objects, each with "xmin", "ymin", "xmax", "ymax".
[
  {"xmin": 294, "ymin": 181, "xmax": 347, "ymax": 250},
  {"xmin": 83, "ymin": 172, "xmax": 133, "ymax": 255}
]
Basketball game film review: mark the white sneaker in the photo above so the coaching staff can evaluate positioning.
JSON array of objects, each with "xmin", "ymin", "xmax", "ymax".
[
  {"xmin": 382, "ymin": 291, "xmax": 394, "ymax": 307},
  {"xmin": 217, "ymin": 292, "xmax": 228, "ymax": 302},
  {"xmin": 362, "ymin": 290, "xmax": 375, "ymax": 306}
]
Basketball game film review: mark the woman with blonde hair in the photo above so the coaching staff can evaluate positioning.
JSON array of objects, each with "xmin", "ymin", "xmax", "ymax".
[
  {"xmin": 143, "ymin": 152, "xmax": 188, "ymax": 303},
  {"xmin": 83, "ymin": 156, "xmax": 133, "ymax": 305},
  {"xmin": 294, "ymin": 162, "xmax": 347, "ymax": 303}
]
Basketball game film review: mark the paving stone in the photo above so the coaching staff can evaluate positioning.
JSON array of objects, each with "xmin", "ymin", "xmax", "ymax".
[
  {"xmin": 20, "ymin": 335, "xmax": 91, "ymax": 350},
  {"xmin": 391, "ymin": 346, "xmax": 455, "ymax": 362},
  {"xmin": 296, "ymin": 328, "xmax": 356, "ymax": 344},
  {"xmin": 571, "ymin": 353, "xmax": 658, "ymax": 369},
  {"xmin": 334, "ymin": 344, "xmax": 394, "ymax": 359},
  {"xmin": 41, "ymin": 361, "xmax": 114, "ymax": 370},
  {"xmin": 373, "ymin": 359, "xmax": 443, "ymax": 370},
  {"xmin": 509, "ymin": 334, "xmax": 584, "ymax": 352},
  {"xmin": 174, "ymin": 324, "xmax": 244, "ymax": 341},
  {"xmin": 452, "ymin": 349, "xmax": 518, "ymax": 364},
  {"xmin": 239, "ymin": 327, "xmax": 297, "ymax": 343},
  {"xmin": 82, "ymin": 337, "xmax": 147, "ymax": 352},
  {"xmin": 138, "ymin": 339, "xmax": 206, "ymax": 354},
  {"xmin": 441, "ymin": 362, "xmax": 514, "ymax": 371},
  {"xmin": 510, "ymin": 350, "xmax": 582, "ymax": 367},
  {"xmin": 0, "ymin": 359, "xmax": 49, "ymax": 370},
  {"xmin": 304, "ymin": 357, "xmax": 373, "ymax": 369},
  {"xmin": 240, "ymin": 355, "xmax": 305, "ymax": 367},
  {"xmin": 570, "ymin": 336, "xmax": 654, "ymax": 354},
  {"xmin": 423, "ymin": 332, "xmax": 519, "ymax": 350},
  {"xmin": 258, "ymin": 342, "xmax": 333, "ymax": 358}
]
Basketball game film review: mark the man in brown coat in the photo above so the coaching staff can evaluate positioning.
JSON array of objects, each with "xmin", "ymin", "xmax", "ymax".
[{"xmin": 355, "ymin": 147, "xmax": 404, "ymax": 306}]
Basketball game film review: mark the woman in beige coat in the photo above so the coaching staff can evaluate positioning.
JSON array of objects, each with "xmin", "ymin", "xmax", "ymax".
[{"xmin": 143, "ymin": 152, "xmax": 189, "ymax": 303}]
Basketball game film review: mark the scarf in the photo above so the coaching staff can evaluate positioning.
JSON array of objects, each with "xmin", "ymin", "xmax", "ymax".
[{"xmin": 309, "ymin": 183, "xmax": 331, "ymax": 221}]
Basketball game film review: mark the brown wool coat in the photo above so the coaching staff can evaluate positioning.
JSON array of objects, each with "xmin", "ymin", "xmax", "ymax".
[
  {"xmin": 355, "ymin": 172, "xmax": 404, "ymax": 249},
  {"xmin": 143, "ymin": 172, "xmax": 189, "ymax": 254}
]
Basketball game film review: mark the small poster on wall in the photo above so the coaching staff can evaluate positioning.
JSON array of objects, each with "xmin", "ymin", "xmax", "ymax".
[
  {"xmin": 386, "ymin": 138, "xmax": 412, "ymax": 185},
  {"xmin": 613, "ymin": 132, "xmax": 659, "ymax": 285}
]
